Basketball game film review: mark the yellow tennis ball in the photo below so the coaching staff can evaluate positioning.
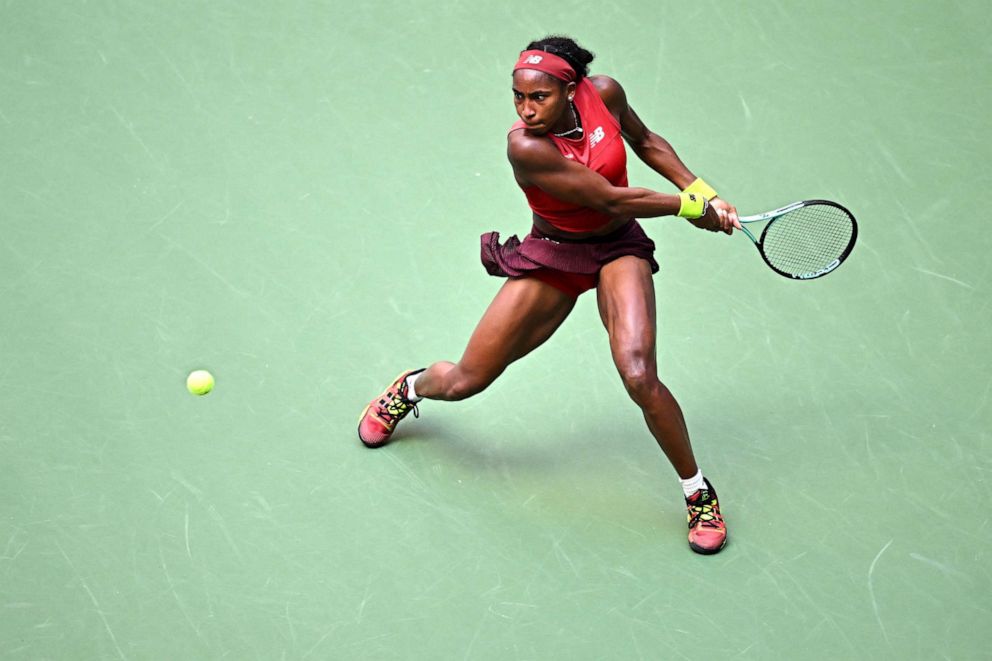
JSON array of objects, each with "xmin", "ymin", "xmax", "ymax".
[{"xmin": 186, "ymin": 370, "xmax": 214, "ymax": 396}]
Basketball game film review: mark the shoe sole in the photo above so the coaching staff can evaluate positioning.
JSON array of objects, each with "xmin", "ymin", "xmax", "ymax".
[{"xmin": 689, "ymin": 535, "xmax": 728, "ymax": 555}]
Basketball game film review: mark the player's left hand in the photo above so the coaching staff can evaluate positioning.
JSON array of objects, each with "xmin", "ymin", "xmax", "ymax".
[{"xmin": 709, "ymin": 198, "xmax": 741, "ymax": 235}]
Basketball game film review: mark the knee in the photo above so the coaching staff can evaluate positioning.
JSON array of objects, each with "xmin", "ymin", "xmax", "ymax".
[{"xmin": 615, "ymin": 352, "xmax": 661, "ymax": 404}]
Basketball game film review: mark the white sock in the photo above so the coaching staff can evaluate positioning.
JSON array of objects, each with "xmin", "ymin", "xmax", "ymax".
[
  {"xmin": 680, "ymin": 469, "xmax": 705, "ymax": 498},
  {"xmin": 405, "ymin": 372, "xmax": 423, "ymax": 402}
]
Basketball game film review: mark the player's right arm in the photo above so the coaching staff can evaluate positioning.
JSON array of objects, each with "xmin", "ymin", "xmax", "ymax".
[
  {"xmin": 508, "ymin": 131, "xmax": 728, "ymax": 233},
  {"xmin": 507, "ymin": 130, "xmax": 689, "ymax": 220}
]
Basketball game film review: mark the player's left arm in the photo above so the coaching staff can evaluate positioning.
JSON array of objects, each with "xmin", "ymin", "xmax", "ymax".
[{"xmin": 591, "ymin": 75, "xmax": 739, "ymax": 228}]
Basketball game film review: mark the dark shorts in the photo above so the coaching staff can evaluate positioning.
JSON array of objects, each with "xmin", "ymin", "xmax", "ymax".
[{"xmin": 480, "ymin": 220, "xmax": 659, "ymax": 298}]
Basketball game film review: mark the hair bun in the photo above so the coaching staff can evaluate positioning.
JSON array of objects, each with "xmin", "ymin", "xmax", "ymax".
[{"xmin": 525, "ymin": 35, "xmax": 595, "ymax": 80}]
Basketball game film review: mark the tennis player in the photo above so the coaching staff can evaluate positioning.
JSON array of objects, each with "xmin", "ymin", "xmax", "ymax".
[{"xmin": 358, "ymin": 36, "xmax": 740, "ymax": 554}]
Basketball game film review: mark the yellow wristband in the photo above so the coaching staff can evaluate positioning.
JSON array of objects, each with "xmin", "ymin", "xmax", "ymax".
[
  {"xmin": 684, "ymin": 177, "xmax": 718, "ymax": 201},
  {"xmin": 677, "ymin": 192, "xmax": 708, "ymax": 219}
]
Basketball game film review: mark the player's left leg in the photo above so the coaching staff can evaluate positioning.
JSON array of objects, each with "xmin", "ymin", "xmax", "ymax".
[{"xmin": 596, "ymin": 255, "xmax": 727, "ymax": 554}]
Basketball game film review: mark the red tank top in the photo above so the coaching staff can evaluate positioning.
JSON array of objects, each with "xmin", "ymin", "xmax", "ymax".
[{"xmin": 509, "ymin": 77, "xmax": 628, "ymax": 233}]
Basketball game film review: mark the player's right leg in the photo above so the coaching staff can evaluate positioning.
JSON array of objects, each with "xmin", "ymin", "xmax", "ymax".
[{"xmin": 358, "ymin": 276, "xmax": 576, "ymax": 446}]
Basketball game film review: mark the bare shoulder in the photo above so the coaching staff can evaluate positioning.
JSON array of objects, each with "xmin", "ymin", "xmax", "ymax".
[
  {"xmin": 507, "ymin": 128, "xmax": 559, "ymax": 169},
  {"xmin": 588, "ymin": 74, "xmax": 628, "ymax": 114},
  {"xmin": 588, "ymin": 74, "xmax": 623, "ymax": 94}
]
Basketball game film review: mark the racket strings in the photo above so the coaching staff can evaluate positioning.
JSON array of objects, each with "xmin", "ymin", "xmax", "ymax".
[{"xmin": 761, "ymin": 205, "xmax": 854, "ymax": 277}]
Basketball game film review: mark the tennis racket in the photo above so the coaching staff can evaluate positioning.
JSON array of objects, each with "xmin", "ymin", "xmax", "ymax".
[{"xmin": 737, "ymin": 200, "xmax": 857, "ymax": 280}]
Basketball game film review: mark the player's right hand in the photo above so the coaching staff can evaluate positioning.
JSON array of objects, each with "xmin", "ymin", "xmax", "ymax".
[{"xmin": 690, "ymin": 198, "xmax": 738, "ymax": 235}]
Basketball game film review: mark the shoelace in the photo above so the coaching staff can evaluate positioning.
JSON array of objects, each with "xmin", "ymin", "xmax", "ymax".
[
  {"xmin": 378, "ymin": 389, "xmax": 419, "ymax": 426},
  {"xmin": 688, "ymin": 493, "xmax": 723, "ymax": 529}
]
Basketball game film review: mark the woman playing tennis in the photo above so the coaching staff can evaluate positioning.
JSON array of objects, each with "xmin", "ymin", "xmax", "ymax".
[{"xmin": 358, "ymin": 36, "xmax": 740, "ymax": 554}]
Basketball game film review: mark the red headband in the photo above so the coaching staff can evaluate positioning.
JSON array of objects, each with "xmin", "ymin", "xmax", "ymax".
[{"xmin": 513, "ymin": 50, "xmax": 576, "ymax": 83}]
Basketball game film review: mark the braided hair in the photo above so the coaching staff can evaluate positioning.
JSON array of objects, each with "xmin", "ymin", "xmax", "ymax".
[{"xmin": 525, "ymin": 35, "xmax": 595, "ymax": 81}]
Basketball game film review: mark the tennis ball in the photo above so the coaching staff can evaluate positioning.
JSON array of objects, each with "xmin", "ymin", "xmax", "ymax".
[{"xmin": 186, "ymin": 370, "xmax": 214, "ymax": 396}]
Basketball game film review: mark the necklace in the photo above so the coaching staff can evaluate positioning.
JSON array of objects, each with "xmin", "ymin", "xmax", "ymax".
[{"xmin": 552, "ymin": 101, "xmax": 583, "ymax": 138}]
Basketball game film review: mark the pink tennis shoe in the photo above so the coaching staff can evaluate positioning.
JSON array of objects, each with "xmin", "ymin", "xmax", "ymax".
[
  {"xmin": 685, "ymin": 478, "xmax": 728, "ymax": 554},
  {"xmin": 357, "ymin": 369, "xmax": 425, "ymax": 448}
]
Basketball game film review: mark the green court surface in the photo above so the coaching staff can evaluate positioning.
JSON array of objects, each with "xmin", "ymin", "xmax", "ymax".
[{"xmin": 2, "ymin": 1, "xmax": 990, "ymax": 659}]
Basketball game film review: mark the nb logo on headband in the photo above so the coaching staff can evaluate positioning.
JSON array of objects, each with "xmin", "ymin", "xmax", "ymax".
[{"xmin": 524, "ymin": 55, "xmax": 543, "ymax": 64}]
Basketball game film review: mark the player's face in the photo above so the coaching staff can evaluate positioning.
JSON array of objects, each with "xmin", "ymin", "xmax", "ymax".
[{"xmin": 512, "ymin": 70, "xmax": 573, "ymax": 135}]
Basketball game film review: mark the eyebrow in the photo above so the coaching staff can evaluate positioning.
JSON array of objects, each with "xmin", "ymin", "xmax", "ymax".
[{"xmin": 512, "ymin": 87, "xmax": 553, "ymax": 95}]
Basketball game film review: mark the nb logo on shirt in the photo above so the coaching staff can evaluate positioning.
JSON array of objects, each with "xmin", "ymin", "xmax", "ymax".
[
  {"xmin": 589, "ymin": 126, "xmax": 606, "ymax": 148},
  {"xmin": 524, "ymin": 55, "xmax": 543, "ymax": 64}
]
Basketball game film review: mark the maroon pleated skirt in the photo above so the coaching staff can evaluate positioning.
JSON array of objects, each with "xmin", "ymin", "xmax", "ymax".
[{"xmin": 480, "ymin": 219, "xmax": 659, "ymax": 279}]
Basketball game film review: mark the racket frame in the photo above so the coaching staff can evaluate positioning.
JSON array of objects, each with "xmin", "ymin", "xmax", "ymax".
[{"xmin": 737, "ymin": 199, "xmax": 857, "ymax": 280}]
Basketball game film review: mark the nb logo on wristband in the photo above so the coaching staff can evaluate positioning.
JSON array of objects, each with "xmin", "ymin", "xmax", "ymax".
[{"xmin": 524, "ymin": 55, "xmax": 543, "ymax": 64}]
